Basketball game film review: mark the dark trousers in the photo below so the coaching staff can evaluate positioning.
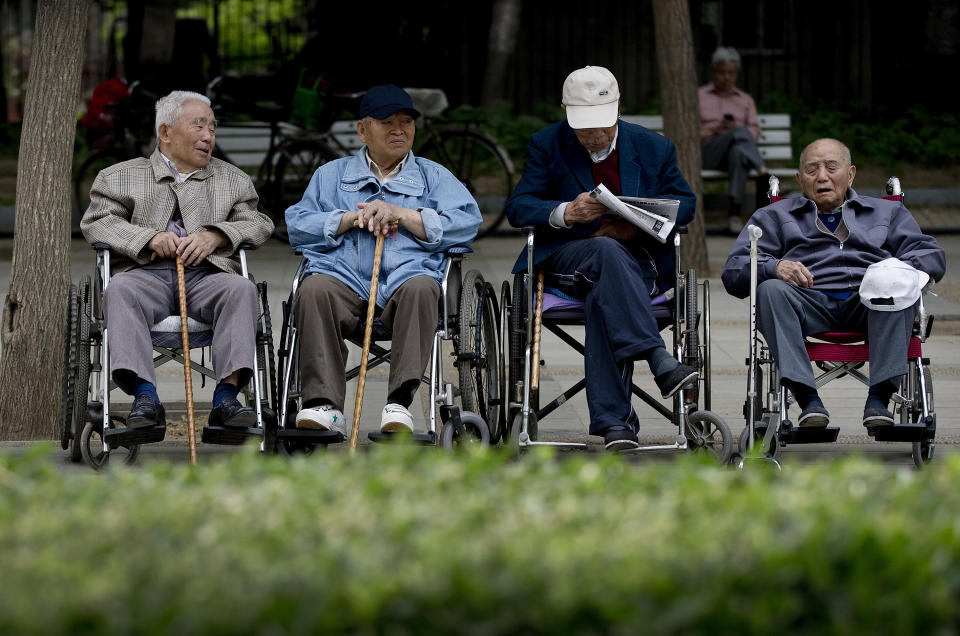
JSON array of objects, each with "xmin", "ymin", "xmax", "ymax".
[
  {"xmin": 295, "ymin": 274, "xmax": 440, "ymax": 411},
  {"xmin": 702, "ymin": 126, "xmax": 764, "ymax": 204},
  {"xmin": 756, "ymin": 279, "xmax": 916, "ymax": 391},
  {"xmin": 544, "ymin": 237, "xmax": 666, "ymax": 435}
]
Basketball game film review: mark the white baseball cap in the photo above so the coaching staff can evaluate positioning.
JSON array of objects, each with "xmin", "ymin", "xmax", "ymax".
[
  {"xmin": 859, "ymin": 257, "xmax": 930, "ymax": 312},
  {"xmin": 562, "ymin": 66, "xmax": 620, "ymax": 129}
]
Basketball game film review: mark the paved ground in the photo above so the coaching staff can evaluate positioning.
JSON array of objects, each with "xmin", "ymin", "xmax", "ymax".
[{"xmin": 2, "ymin": 206, "xmax": 959, "ymax": 469}]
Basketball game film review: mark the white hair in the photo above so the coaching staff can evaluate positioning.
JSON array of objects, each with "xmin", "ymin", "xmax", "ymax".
[
  {"xmin": 154, "ymin": 90, "xmax": 211, "ymax": 138},
  {"xmin": 798, "ymin": 138, "xmax": 853, "ymax": 171},
  {"xmin": 711, "ymin": 47, "xmax": 741, "ymax": 69}
]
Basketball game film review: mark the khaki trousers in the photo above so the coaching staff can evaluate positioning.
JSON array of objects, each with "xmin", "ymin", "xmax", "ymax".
[{"xmin": 294, "ymin": 274, "xmax": 440, "ymax": 410}]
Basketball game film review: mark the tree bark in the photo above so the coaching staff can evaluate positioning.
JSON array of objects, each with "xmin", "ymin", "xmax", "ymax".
[
  {"xmin": 652, "ymin": 0, "xmax": 709, "ymax": 275},
  {"xmin": 0, "ymin": 0, "xmax": 90, "ymax": 440},
  {"xmin": 480, "ymin": 0, "xmax": 523, "ymax": 105}
]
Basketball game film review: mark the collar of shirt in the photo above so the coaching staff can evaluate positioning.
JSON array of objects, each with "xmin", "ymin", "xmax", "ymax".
[
  {"xmin": 366, "ymin": 150, "xmax": 407, "ymax": 184},
  {"xmin": 588, "ymin": 125, "xmax": 619, "ymax": 163},
  {"xmin": 703, "ymin": 82, "xmax": 744, "ymax": 98},
  {"xmin": 159, "ymin": 152, "xmax": 202, "ymax": 183}
]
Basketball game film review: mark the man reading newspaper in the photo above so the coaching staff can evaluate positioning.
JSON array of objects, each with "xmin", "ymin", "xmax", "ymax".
[
  {"xmin": 589, "ymin": 183, "xmax": 678, "ymax": 243},
  {"xmin": 504, "ymin": 65, "xmax": 698, "ymax": 451}
]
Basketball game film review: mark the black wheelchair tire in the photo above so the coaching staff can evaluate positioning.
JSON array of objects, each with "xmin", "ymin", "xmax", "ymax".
[
  {"xmin": 440, "ymin": 411, "xmax": 490, "ymax": 450},
  {"xmin": 685, "ymin": 410, "xmax": 733, "ymax": 464},
  {"xmin": 61, "ymin": 284, "xmax": 78, "ymax": 454},
  {"xmin": 457, "ymin": 271, "xmax": 502, "ymax": 444}
]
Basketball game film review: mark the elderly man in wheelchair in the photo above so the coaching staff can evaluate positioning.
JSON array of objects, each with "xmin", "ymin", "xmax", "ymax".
[
  {"xmin": 283, "ymin": 85, "xmax": 483, "ymax": 443},
  {"xmin": 503, "ymin": 66, "xmax": 710, "ymax": 453},
  {"xmin": 722, "ymin": 138, "xmax": 945, "ymax": 450},
  {"xmin": 78, "ymin": 90, "xmax": 274, "ymax": 455}
]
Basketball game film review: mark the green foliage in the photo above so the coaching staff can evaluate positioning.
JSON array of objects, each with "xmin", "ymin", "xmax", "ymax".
[
  {"xmin": 4, "ymin": 446, "xmax": 960, "ymax": 633},
  {"xmin": 757, "ymin": 92, "xmax": 960, "ymax": 170},
  {"xmin": 439, "ymin": 100, "xmax": 560, "ymax": 162},
  {"xmin": 0, "ymin": 123, "xmax": 19, "ymax": 158}
]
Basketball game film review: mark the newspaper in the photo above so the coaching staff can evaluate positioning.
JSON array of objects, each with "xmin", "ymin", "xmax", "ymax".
[{"xmin": 588, "ymin": 183, "xmax": 678, "ymax": 243}]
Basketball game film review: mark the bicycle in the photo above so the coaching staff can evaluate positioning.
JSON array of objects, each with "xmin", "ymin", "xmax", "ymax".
[{"xmin": 408, "ymin": 88, "xmax": 515, "ymax": 240}]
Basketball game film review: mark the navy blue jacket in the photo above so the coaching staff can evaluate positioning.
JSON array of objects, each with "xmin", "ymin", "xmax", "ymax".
[
  {"xmin": 721, "ymin": 188, "xmax": 946, "ymax": 299},
  {"xmin": 504, "ymin": 119, "xmax": 696, "ymax": 291}
]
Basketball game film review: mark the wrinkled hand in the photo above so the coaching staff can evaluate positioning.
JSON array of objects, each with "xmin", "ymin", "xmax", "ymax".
[
  {"xmin": 591, "ymin": 218, "xmax": 638, "ymax": 241},
  {"xmin": 177, "ymin": 230, "xmax": 228, "ymax": 266},
  {"xmin": 148, "ymin": 231, "xmax": 180, "ymax": 260},
  {"xmin": 356, "ymin": 200, "xmax": 399, "ymax": 236},
  {"xmin": 563, "ymin": 192, "xmax": 607, "ymax": 225},
  {"xmin": 777, "ymin": 259, "xmax": 813, "ymax": 288}
]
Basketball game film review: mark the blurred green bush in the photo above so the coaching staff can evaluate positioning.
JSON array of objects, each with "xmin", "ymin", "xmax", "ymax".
[{"xmin": 4, "ymin": 447, "xmax": 960, "ymax": 633}]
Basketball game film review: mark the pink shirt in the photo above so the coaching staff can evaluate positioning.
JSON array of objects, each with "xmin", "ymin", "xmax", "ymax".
[{"xmin": 698, "ymin": 82, "xmax": 761, "ymax": 141}]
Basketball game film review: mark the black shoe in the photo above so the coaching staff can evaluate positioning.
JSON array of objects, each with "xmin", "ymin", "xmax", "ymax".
[
  {"xmin": 798, "ymin": 405, "xmax": 830, "ymax": 428},
  {"xmin": 654, "ymin": 364, "xmax": 699, "ymax": 399},
  {"xmin": 862, "ymin": 408, "xmax": 894, "ymax": 429},
  {"xmin": 208, "ymin": 395, "xmax": 257, "ymax": 429},
  {"xmin": 604, "ymin": 426, "xmax": 639, "ymax": 452},
  {"xmin": 127, "ymin": 394, "xmax": 165, "ymax": 429}
]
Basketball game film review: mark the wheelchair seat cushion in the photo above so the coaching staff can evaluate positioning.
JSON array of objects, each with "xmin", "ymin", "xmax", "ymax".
[
  {"xmin": 805, "ymin": 332, "xmax": 923, "ymax": 363},
  {"xmin": 541, "ymin": 290, "xmax": 672, "ymax": 324},
  {"xmin": 150, "ymin": 315, "xmax": 214, "ymax": 349}
]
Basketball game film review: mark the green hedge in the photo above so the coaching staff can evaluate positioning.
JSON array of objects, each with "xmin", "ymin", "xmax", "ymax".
[{"xmin": 3, "ymin": 446, "xmax": 960, "ymax": 634}]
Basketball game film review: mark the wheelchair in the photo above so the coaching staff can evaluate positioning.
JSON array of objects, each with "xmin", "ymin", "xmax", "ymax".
[
  {"xmin": 272, "ymin": 247, "xmax": 500, "ymax": 453},
  {"xmin": 740, "ymin": 177, "xmax": 937, "ymax": 468},
  {"xmin": 500, "ymin": 226, "xmax": 732, "ymax": 461},
  {"xmin": 60, "ymin": 244, "xmax": 277, "ymax": 470}
]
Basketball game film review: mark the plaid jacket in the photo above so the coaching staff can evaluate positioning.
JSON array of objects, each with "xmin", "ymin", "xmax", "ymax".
[{"xmin": 80, "ymin": 149, "xmax": 273, "ymax": 274}]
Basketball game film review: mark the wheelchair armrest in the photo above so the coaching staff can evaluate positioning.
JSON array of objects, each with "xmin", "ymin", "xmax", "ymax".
[
  {"xmin": 674, "ymin": 225, "xmax": 688, "ymax": 235},
  {"xmin": 237, "ymin": 242, "xmax": 257, "ymax": 252},
  {"xmin": 446, "ymin": 245, "xmax": 473, "ymax": 256},
  {"xmin": 91, "ymin": 242, "xmax": 111, "ymax": 252}
]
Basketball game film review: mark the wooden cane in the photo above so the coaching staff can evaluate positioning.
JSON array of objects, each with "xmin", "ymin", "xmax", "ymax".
[
  {"xmin": 530, "ymin": 272, "xmax": 545, "ymax": 409},
  {"xmin": 349, "ymin": 232, "xmax": 387, "ymax": 453},
  {"xmin": 175, "ymin": 259, "xmax": 198, "ymax": 465}
]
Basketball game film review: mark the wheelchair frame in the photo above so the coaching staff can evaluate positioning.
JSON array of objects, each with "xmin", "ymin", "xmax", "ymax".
[
  {"xmin": 60, "ymin": 244, "xmax": 276, "ymax": 469},
  {"xmin": 272, "ymin": 247, "xmax": 500, "ymax": 453},
  {"xmin": 739, "ymin": 177, "xmax": 937, "ymax": 469},
  {"xmin": 501, "ymin": 226, "xmax": 732, "ymax": 460}
]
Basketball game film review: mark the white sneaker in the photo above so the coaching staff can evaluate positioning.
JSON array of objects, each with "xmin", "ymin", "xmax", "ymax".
[
  {"xmin": 380, "ymin": 403, "xmax": 414, "ymax": 433},
  {"xmin": 295, "ymin": 405, "xmax": 346, "ymax": 436}
]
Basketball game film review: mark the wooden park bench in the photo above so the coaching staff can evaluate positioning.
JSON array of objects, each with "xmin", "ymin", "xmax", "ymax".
[{"xmin": 621, "ymin": 113, "xmax": 796, "ymax": 181}]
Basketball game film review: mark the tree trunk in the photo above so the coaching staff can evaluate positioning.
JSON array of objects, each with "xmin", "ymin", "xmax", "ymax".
[
  {"xmin": 480, "ymin": 0, "xmax": 523, "ymax": 105},
  {"xmin": 652, "ymin": 0, "xmax": 709, "ymax": 275},
  {"xmin": 0, "ymin": 0, "xmax": 89, "ymax": 440}
]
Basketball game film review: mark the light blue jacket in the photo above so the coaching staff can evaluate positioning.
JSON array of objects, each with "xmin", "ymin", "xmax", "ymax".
[{"xmin": 286, "ymin": 149, "xmax": 482, "ymax": 306}]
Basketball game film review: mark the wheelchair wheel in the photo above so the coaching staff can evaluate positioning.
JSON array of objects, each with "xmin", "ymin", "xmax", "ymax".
[
  {"xmin": 737, "ymin": 416, "xmax": 780, "ymax": 460},
  {"xmin": 256, "ymin": 282, "xmax": 278, "ymax": 427},
  {"xmin": 682, "ymin": 269, "xmax": 701, "ymax": 404},
  {"xmin": 685, "ymin": 410, "xmax": 732, "ymax": 464},
  {"xmin": 80, "ymin": 419, "xmax": 141, "ymax": 471},
  {"xmin": 60, "ymin": 284, "xmax": 79, "ymax": 458},
  {"xmin": 71, "ymin": 277, "xmax": 93, "ymax": 464},
  {"xmin": 497, "ymin": 280, "xmax": 510, "ymax": 443},
  {"xmin": 440, "ymin": 411, "xmax": 491, "ymax": 449},
  {"xmin": 911, "ymin": 365, "xmax": 935, "ymax": 469},
  {"xmin": 458, "ymin": 270, "xmax": 502, "ymax": 443}
]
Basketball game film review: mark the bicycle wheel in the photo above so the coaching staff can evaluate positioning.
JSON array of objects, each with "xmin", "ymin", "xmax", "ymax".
[
  {"xmin": 417, "ymin": 129, "xmax": 514, "ymax": 240},
  {"xmin": 271, "ymin": 139, "xmax": 342, "ymax": 241},
  {"xmin": 74, "ymin": 149, "xmax": 128, "ymax": 217}
]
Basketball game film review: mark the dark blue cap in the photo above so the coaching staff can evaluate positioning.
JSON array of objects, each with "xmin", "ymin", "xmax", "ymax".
[{"xmin": 357, "ymin": 84, "xmax": 421, "ymax": 120}]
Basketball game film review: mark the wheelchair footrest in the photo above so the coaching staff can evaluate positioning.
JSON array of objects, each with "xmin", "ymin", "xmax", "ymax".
[
  {"xmin": 780, "ymin": 425, "xmax": 840, "ymax": 444},
  {"xmin": 277, "ymin": 428, "xmax": 344, "ymax": 444},
  {"xmin": 871, "ymin": 422, "xmax": 934, "ymax": 443},
  {"xmin": 368, "ymin": 431, "xmax": 437, "ymax": 445},
  {"xmin": 103, "ymin": 423, "xmax": 166, "ymax": 447},
  {"xmin": 202, "ymin": 425, "xmax": 263, "ymax": 445}
]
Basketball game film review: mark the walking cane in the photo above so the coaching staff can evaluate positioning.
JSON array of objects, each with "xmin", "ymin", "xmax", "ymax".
[
  {"xmin": 176, "ymin": 258, "xmax": 198, "ymax": 465},
  {"xmin": 349, "ymin": 232, "xmax": 387, "ymax": 453}
]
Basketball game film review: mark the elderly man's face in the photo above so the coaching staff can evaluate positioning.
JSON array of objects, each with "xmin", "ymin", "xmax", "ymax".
[
  {"xmin": 158, "ymin": 99, "xmax": 216, "ymax": 173},
  {"xmin": 796, "ymin": 139, "xmax": 856, "ymax": 211},
  {"xmin": 573, "ymin": 124, "xmax": 617, "ymax": 153},
  {"xmin": 357, "ymin": 111, "xmax": 416, "ymax": 170},
  {"xmin": 712, "ymin": 62, "xmax": 738, "ymax": 93}
]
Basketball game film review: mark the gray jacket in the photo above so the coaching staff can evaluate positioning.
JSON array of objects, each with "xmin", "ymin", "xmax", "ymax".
[
  {"xmin": 80, "ymin": 149, "xmax": 273, "ymax": 274},
  {"xmin": 722, "ymin": 188, "xmax": 946, "ymax": 299}
]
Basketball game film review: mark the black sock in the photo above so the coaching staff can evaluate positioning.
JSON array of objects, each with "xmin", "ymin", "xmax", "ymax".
[
  {"xmin": 866, "ymin": 380, "xmax": 897, "ymax": 410},
  {"xmin": 783, "ymin": 379, "xmax": 822, "ymax": 411}
]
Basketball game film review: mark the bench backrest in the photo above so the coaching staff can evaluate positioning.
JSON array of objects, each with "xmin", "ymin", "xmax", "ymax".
[{"xmin": 621, "ymin": 113, "xmax": 792, "ymax": 163}]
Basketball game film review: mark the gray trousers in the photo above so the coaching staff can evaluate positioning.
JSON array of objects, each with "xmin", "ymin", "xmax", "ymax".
[
  {"xmin": 756, "ymin": 279, "xmax": 916, "ymax": 390},
  {"xmin": 294, "ymin": 274, "xmax": 441, "ymax": 411},
  {"xmin": 702, "ymin": 126, "xmax": 765, "ymax": 203},
  {"xmin": 104, "ymin": 266, "xmax": 258, "ymax": 393}
]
